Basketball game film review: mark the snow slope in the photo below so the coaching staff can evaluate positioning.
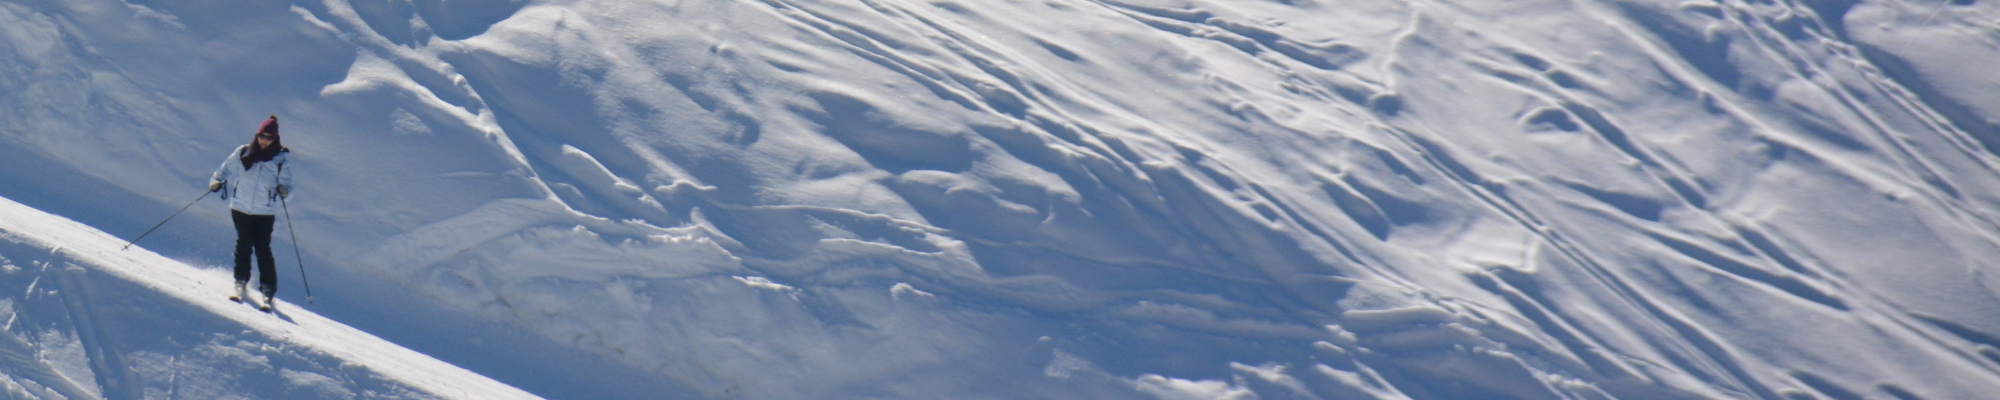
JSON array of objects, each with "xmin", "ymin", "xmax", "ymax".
[
  {"xmin": 0, "ymin": 196, "xmax": 538, "ymax": 399},
  {"xmin": 4, "ymin": 0, "xmax": 2000, "ymax": 399}
]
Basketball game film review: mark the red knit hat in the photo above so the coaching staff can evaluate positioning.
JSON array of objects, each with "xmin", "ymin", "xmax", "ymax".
[{"xmin": 257, "ymin": 115, "xmax": 279, "ymax": 137}]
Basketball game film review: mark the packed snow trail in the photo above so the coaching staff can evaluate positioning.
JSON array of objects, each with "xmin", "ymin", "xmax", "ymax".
[{"xmin": 0, "ymin": 195, "xmax": 539, "ymax": 400}]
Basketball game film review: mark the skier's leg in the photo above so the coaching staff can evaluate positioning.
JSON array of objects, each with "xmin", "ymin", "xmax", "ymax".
[
  {"xmin": 252, "ymin": 214, "xmax": 279, "ymax": 299},
  {"xmin": 231, "ymin": 210, "xmax": 254, "ymax": 285}
]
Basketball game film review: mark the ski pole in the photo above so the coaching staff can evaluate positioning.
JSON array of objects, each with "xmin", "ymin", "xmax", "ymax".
[
  {"xmin": 281, "ymin": 196, "xmax": 314, "ymax": 303},
  {"xmin": 124, "ymin": 191, "xmax": 211, "ymax": 250}
]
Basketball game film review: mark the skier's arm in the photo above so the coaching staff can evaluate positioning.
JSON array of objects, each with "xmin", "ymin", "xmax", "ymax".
[
  {"xmin": 276, "ymin": 153, "xmax": 294, "ymax": 196},
  {"xmin": 210, "ymin": 145, "xmax": 243, "ymax": 188}
]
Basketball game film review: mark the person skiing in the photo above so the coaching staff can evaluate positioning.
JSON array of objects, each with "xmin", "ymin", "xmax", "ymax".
[{"xmin": 209, "ymin": 115, "xmax": 292, "ymax": 309}]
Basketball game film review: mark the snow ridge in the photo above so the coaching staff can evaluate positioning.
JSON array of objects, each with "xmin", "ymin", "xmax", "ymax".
[{"xmin": 0, "ymin": 196, "xmax": 537, "ymax": 400}]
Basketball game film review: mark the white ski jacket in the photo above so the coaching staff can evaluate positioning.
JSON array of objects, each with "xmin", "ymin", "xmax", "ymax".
[{"xmin": 211, "ymin": 145, "xmax": 293, "ymax": 215}]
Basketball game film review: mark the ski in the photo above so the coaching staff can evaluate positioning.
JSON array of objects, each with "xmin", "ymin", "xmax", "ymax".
[
  {"xmin": 229, "ymin": 294, "xmax": 273, "ymax": 313},
  {"xmin": 231, "ymin": 295, "xmax": 261, "ymax": 308}
]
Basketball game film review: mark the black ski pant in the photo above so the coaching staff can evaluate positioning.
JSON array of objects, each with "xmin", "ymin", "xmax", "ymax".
[{"xmin": 231, "ymin": 210, "xmax": 278, "ymax": 296}]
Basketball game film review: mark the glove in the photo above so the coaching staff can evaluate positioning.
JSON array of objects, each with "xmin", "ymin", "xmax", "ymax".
[
  {"xmin": 209, "ymin": 180, "xmax": 224, "ymax": 192},
  {"xmin": 276, "ymin": 185, "xmax": 289, "ymax": 198}
]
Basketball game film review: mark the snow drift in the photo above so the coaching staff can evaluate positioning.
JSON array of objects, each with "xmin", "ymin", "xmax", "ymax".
[{"xmin": 3, "ymin": 0, "xmax": 2000, "ymax": 398}]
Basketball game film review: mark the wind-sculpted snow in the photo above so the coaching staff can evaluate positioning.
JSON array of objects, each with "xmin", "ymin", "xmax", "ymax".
[{"xmin": 3, "ymin": 0, "xmax": 2000, "ymax": 399}]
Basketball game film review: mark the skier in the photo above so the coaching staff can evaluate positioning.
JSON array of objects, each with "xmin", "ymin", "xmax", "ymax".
[{"xmin": 209, "ymin": 115, "xmax": 292, "ymax": 310}]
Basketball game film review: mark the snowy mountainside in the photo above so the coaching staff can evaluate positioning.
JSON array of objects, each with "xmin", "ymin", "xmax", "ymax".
[
  {"xmin": 0, "ymin": 195, "xmax": 539, "ymax": 399},
  {"xmin": 4, "ymin": 0, "xmax": 2000, "ymax": 399}
]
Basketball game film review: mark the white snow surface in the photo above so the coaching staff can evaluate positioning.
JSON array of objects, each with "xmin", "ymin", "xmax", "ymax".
[
  {"xmin": 0, "ymin": 196, "xmax": 537, "ymax": 399},
  {"xmin": 2, "ymin": 0, "xmax": 2000, "ymax": 399}
]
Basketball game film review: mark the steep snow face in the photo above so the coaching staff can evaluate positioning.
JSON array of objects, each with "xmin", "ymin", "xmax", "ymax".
[{"xmin": 4, "ymin": 0, "xmax": 2000, "ymax": 399}]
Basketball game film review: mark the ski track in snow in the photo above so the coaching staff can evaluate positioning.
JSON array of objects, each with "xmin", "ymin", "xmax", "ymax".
[{"xmin": 3, "ymin": 0, "xmax": 2000, "ymax": 398}]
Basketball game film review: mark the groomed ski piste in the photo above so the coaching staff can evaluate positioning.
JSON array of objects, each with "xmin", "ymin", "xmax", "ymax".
[
  {"xmin": 6, "ymin": 0, "xmax": 2000, "ymax": 399},
  {"xmin": 0, "ymin": 196, "xmax": 538, "ymax": 399}
]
